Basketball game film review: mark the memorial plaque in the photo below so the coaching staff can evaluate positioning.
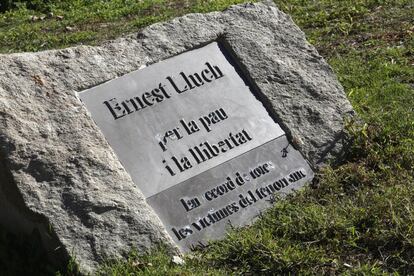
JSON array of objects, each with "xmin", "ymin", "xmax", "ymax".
[{"xmin": 79, "ymin": 42, "xmax": 314, "ymax": 249}]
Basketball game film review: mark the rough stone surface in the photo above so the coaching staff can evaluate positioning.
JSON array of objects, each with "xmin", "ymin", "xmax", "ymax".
[{"xmin": 0, "ymin": 1, "xmax": 354, "ymax": 273}]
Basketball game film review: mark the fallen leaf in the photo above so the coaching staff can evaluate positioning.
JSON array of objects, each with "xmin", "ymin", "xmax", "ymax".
[
  {"xmin": 131, "ymin": 260, "xmax": 141, "ymax": 267},
  {"xmin": 172, "ymin": 255, "xmax": 185, "ymax": 265}
]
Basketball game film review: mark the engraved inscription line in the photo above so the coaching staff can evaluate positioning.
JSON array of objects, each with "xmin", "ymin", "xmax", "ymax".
[{"xmin": 103, "ymin": 62, "xmax": 224, "ymax": 120}]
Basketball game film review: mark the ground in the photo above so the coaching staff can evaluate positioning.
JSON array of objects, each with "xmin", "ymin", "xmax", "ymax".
[{"xmin": 0, "ymin": 0, "xmax": 413, "ymax": 275}]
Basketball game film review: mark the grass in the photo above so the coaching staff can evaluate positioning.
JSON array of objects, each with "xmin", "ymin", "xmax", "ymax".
[
  {"xmin": 0, "ymin": 0, "xmax": 250, "ymax": 53},
  {"xmin": 0, "ymin": 0, "xmax": 413, "ymax": 275}
]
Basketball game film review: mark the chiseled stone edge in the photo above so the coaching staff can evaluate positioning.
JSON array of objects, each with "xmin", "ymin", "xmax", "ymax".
[{"xmin": 0, "ymin": 1, "xmax": 354, "ymax": 273}]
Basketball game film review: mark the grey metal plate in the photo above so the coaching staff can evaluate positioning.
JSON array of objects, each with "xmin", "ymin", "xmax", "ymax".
[
  {"xmin": 79, "ymin": 42, "xmax": 285, "ymax": 198},
  {"xmin": 147, "ymin": 135, "xmax": 314, "ymax": 250}
]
